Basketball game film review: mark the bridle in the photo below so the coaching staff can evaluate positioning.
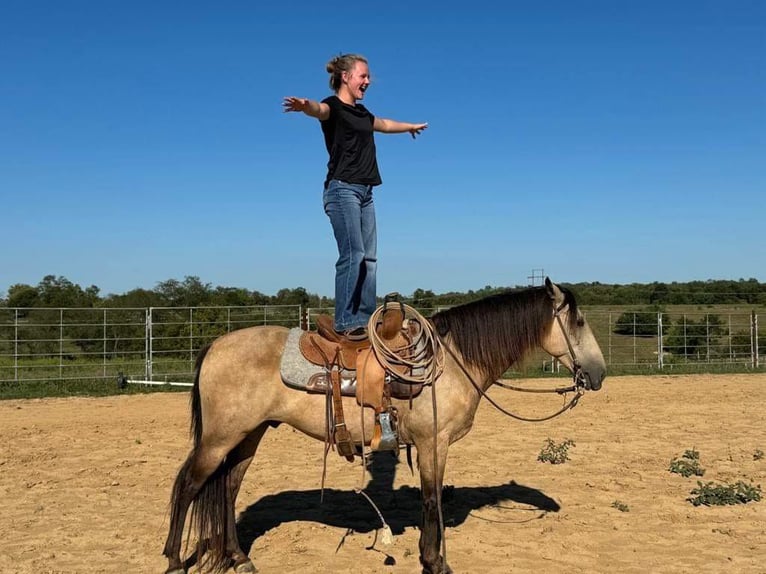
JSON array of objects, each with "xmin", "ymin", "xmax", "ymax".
[{"xmin": 551, "ymin": 298, "xmax": 590, "ymax": 392}]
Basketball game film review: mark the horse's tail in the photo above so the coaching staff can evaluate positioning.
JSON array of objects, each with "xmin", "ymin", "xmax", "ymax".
[
  {"xmin": 190, "ymin": 461, "xmax": 231, "ymax": 573},
  {"xmin": 189, "ymin": 343, "xmax": 211, "ymax": 448},
  {"xmin": 166, "ymin": 343, "xmax": 230, "ymax": 572}
]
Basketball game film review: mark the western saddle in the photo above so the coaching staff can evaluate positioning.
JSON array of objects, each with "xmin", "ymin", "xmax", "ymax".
[{"xmin": 298, "ymin": 297, "xmax": 424, "ymax": 460}]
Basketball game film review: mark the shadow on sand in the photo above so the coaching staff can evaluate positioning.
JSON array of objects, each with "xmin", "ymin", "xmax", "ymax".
[{"xmin": 236, "ymin": 451, "xmax": 560, "ymax": 555}]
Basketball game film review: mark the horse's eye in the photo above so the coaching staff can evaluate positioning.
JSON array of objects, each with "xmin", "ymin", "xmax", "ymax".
[{"xmin": 577, "ymin": 317, "xmax": 585, "ymax": 327}]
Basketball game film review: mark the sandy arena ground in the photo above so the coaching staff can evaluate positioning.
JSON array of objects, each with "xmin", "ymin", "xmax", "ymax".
[{"xmin": 1, "ymin": 374, "xmax": 765, "ymax": 574}]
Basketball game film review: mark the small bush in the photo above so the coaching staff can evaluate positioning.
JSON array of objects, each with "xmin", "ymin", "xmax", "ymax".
[
  {"xmin": 754, "ymin": 449, "xmax": 764, "ymax": 461},
  {"xmin": 611, "ymin": 500, "xmax": 630, "ymax": 512},
  {"xmin": 688, "ymin": 481, "xmax": 762, "ymax": 507},
  {"xmin": 669, "ymin": 448, "xmax": 705, "ymax": 478},
  {"xmin": 537, "ymin": 438, "xmax": 576, "ymax": 464}
]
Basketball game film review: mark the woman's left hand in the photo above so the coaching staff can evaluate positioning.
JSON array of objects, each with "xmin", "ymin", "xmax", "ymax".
[{"xmin": 409, "ymin": 123, "xmax": 428, "ymax": 139}]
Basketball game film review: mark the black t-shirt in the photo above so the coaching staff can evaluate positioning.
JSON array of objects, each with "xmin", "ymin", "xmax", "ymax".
[{"xmin": 320, "ymin": 95, "xmax": 382, "ymax": 187}]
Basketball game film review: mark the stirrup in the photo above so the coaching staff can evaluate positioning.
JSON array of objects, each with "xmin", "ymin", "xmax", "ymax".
[{"xmin": 375, "ymin": 411, "xmax": 398, "ymax": 451}]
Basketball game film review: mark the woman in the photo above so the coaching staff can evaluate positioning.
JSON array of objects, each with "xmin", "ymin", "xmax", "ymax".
[{"xmin": 283, "ymin": 53, "xmax": 427, "ymax": 340}]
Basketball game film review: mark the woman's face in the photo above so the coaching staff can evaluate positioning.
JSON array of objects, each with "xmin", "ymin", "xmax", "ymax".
[{"xmin": 342, "ymin": 61, "xmax": 371, "ymax": 101}]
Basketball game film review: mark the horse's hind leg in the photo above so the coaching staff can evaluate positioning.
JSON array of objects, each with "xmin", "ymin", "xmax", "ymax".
[
  {"xmin": 163, "ymin": 424, "xmax": 269, "ymax": 574},
  {"xmin": 224, "ymin": 424, "xmax": 270, "ymax": 574},
  {"xmin": 163, "ymin": 444, "xmax": 227, "ymax": 574}
]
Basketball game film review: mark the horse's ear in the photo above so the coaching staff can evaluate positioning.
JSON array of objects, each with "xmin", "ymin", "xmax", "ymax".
[
  {"xmin": 545, "ymin": 277, "xmax": 555, "ymax": 299},
  {"xmin": 544, "ymin": 277, "xmax": 562, "ymax": 304}
]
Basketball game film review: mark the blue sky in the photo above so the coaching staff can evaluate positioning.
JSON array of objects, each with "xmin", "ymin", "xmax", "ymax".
[{"xmin": 1, "ymin": 1, "xmax": 764, "ymax": 298}]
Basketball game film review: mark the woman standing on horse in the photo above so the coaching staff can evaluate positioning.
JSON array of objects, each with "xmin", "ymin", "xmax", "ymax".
[{"xmin": 283, "ymin": 53, "xmax": 427, "ymax": 340}]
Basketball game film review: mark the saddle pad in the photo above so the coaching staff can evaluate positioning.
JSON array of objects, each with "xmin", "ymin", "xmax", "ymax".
[
  {"xmin": 281, "ymin": 328, "xmax": 357, "ymax": 395},
  {"xmin": 280, "ymin": 328, "xmax": 325, "ymax": 390}
]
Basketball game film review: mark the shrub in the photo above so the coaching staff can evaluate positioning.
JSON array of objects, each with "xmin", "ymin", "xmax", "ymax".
[
  {"xmin": 669, "ymin": 449, "xmax": 705, "ymax": 478},
  {"xmin": 611, "ymin": 500, "xmax": 630, "ymax": 512},
  {"xmin": 688, "ymin": 481, "xmax": 762, "ymax": 506},
  {"xmin": 537, "ymin": 438, "xmax": 576, "ymax": 464}
]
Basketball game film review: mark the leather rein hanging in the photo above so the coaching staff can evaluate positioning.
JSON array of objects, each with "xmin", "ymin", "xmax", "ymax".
[{"xmin": 443, "ymin": 298, "xmax": 589, "ymax": 423}]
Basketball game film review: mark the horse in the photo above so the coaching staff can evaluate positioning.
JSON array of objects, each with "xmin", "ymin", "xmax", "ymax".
[{"xmin": 162, "ymin": 278, "xmax": 606, "ymax": 574}]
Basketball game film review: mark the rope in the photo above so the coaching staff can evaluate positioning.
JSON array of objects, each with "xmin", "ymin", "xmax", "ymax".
[
  {"xmin": 366, "ymin": 303, "xmax": 445, "ymax": 386},
  {"xmin": 443, "ymin": 344, "xmax": 585, "ymax": 423},
  {"xmin": 494, "ymin": 380, "xmax": 578, "ymax": 394}
]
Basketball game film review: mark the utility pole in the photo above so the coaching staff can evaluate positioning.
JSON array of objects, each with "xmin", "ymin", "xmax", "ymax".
[{"xmin": 527, "ymin": 268, "xmax": 545, "ymax": 286}]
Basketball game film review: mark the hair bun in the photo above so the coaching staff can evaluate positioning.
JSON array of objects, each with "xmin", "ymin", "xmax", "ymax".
[{"xmin": 326, "ymin": 55, "xmax": 341, "ymax": 74}]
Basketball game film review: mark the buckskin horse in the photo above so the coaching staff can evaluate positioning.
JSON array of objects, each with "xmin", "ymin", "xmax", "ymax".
[{"xmin": 163, "ymin": 278, "xmax": 606, "ymax": 574}]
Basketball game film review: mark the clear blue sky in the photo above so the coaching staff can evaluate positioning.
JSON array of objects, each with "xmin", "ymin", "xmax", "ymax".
[{"xmin": 1, "ymin": 1, "xmax": 764, "ymax": 298}]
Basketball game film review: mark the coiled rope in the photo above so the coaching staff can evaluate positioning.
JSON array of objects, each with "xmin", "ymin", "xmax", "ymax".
[{"xmin": 366, "ymin": 303, "xmax": 445, "ymax": 385}]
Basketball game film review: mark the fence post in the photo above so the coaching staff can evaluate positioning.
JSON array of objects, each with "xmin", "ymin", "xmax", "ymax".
[
  {"xmin": 728, "ymin": 314, "xmax": 733, "ymax": 361},
  {"xmin": 14, "ymin": 309, "xmax": 19, "ymax": 382},
  {"xmin": 752, "ymin": 311, "xmax": 759, "ymax": 369},
  {"xmin": 146, "ymin": 308, "xmax": 153, "ymax": 381},
  {"xmin": 59, "ymin": 308, "xmax": 64, "ymax": 378},
  {"xmin": 633, "ymin": 312, "xmax": 637, "ymax": 364},
  {"xmin": 657, "ymin": 312, "xmax": 664, "ymax": 369},
  {"xmin": 103, "ymin": 308, "xmax": 107, "ymax": 377},
  {"xmin": 607, "ymin": 312, "xmax": 613, "ymax": 366},
  {"xmin": 189, "ymin": 307, "xmax": 194, "ymax": 366},
  {"xmin": 300, "ymin": 307, "xmax": 308, "ymax": 331}
]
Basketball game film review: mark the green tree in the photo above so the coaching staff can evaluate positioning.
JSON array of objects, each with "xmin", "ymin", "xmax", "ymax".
[
  {"xmin": 614, "ymin": 307, "xmax": 671, "ymax": 337},
  {"xmin": 36, "ymin": 275, "xmax": 99, "ymax": 307},
  {"xmin": 664, "ymin": 314, "xmax": 725, "ymax": 359},
  {"xmin": 155, "ymin": 276, "xmax": 213, "ymax": 307},
  {"xmin": 274, "ymin": 287, "xmax": 313, "ymax": 307},
  {"xmin": 103, "ymin": 288, "xmax": 165, "ymax": 308},
  {"xmin": 412, "ymin": 288, "xmax": 436, "ymax": 309},
  {"xmin": 6, "ymin": 284, "xmax": 40, "ymax": 309}
]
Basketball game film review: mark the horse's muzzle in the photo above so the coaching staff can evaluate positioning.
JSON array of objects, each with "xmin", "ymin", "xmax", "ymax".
[
  {"xmin": 587, "ymin": 369, "xmax": 606, "ymax": 391},
  {"xmin": 577, "ymin": 367, "xmax": 605, "ymax": 392}
]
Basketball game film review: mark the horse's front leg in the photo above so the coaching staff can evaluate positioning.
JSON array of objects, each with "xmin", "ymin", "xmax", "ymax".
[{"xmin": 417, "ymin": 435, "xmax": 452, "ymax": 574}]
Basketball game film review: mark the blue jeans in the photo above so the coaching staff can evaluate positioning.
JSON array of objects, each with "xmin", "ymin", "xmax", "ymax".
[{"xmin": 323, "ymin": 180, "xmax": 377, "ymax": 331}]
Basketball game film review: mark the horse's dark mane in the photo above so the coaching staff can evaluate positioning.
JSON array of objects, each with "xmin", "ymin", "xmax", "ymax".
[{"xmin": 431, "ymin": 285, "xmax": 579, "ymax": 380}]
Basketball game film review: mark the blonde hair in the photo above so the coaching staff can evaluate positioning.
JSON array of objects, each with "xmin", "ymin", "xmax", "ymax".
[{"xmin": 326, "ymin": 53, "xmax": 368, "ymax": 92}]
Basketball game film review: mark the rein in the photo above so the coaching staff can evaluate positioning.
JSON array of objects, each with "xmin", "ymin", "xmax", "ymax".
[
  {"xmin": 443, "ymin": 344, "xmax": 585, "ymax": 423},
  {"xmin": 441, "ymin": 298, "xmax": 588, "ymax": 423}
]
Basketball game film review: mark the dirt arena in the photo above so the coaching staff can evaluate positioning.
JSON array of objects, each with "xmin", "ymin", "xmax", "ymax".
[{"xmin": 2, "ymin": 374, "xmax": 765, "ymax": 574}]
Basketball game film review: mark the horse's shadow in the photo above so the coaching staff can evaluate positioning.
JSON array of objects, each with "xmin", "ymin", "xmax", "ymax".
[{"xmin": 236, "ymin": 451, "xmax": 559, "ymax": 554}]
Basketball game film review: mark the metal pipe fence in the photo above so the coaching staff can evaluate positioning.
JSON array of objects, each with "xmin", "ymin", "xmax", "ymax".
[
  {"xmin": 0, "ymin": 305, "xmax": 301, "ymax": 385},
  {"xmin": 585, "ymin": 310, "xmax": 760, "ymax": 370},
  {"xmin": 0, "ymin": 305, "xmax": 762, "ymax": 386}
]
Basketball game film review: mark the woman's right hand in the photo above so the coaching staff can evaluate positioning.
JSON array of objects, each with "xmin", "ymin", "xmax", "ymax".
[{"xmin": 282, "ymin": 96, "xmax": 309, "ymax": 113}]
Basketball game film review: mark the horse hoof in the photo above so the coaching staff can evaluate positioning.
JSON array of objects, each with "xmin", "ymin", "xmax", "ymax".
[
  {"xmin": 234, "ymin": 559, "xmax": 258, "ymax": 573},
  {"xmin": 421, "ymin": 561, "xmax": 453, "ymax": 574}
]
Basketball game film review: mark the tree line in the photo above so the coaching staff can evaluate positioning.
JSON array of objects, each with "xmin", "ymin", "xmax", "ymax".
[
  {"xmin": 2, "ymin": 275, "xmax": 763, "ymax": 362},
  {"xmin": 2, "ymin": 275, "xmax": 766, "ymax": 310}
]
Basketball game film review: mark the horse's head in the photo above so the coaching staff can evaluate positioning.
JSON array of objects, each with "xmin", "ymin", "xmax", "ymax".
[{"xmin": 541, "ymin": 278, "xmax": 607, "ymax": 391}]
